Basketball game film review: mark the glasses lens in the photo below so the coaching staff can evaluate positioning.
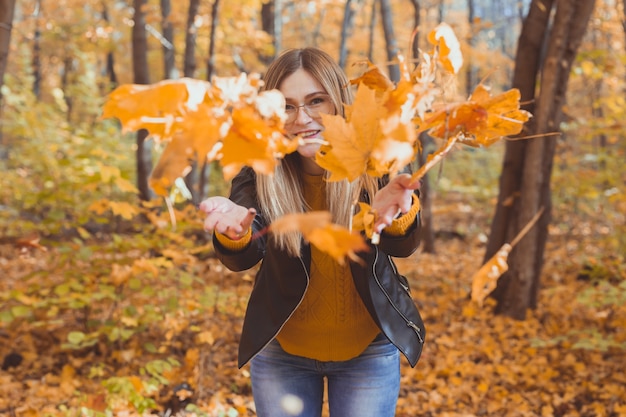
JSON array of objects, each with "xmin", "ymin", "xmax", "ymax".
[{"xmin": 285, "ymin": 95, "xmax": 331, "ymax": 123}]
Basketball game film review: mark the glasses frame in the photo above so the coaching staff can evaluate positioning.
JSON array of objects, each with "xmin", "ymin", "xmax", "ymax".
[{"xmin": 284, "ymin": 93, "xmax": 334, "ymax": 123}]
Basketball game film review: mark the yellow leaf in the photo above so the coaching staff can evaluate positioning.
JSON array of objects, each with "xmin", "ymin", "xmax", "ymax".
[
  {"xmin": 270, "ymin": 211, "xmax": 368, "ymax": 264},
  {"xmin": 197, "ymin": 331, "xmax": 215, "ymax": 345},
  {"xmin": 423, "ymin": 84, "xmax": 532, "ymax": 147},
  {"xmin": 349, "ymin": 60, "xmax": 395, "ymax": 93},
  {"xmin": 99, "ymin": 164, "xmax": 121, "ymax": 183},
  {"xmin": 427, "ymin": 22, "xmax": 463, "ymax": 74},
  {"xmin": 471, "ymin": 243, "xmax": 512, "ymax": 306},
  {"xmin": 114, "ymin": 177, "xmax": 139, "ymax": 193},
  {"xmin": 351, "ymin": 202, "xmax": 377, "ymax": 239},
  {"xmin": 108, "ymin": 201, "xmax": 139, "ymax": 220},
  {"xmin": 316, "ymin": 84, "xmax": 416, "ymax": 181}
]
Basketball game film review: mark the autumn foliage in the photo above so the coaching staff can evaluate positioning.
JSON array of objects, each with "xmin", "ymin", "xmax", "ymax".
[{"xmin": 102, "ymin": 24, "xmax": 530, "ymax": 291}]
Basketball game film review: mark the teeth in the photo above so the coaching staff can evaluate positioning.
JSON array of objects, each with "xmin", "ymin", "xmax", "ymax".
[{"xmin": 301, "ymin": 131, "xmax": 318, "ymax": 139}]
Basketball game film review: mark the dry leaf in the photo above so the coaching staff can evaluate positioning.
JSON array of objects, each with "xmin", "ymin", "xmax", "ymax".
[
  {"xmin": 427, "ymin": 22, "xmax": 464, "ymax": 74},
  {"xmin": 471, "ymin": 243, "xmax": 512, "ymax": 306},
  {"xmin": 269, "ymin": 212, "xmax": 367, "ymax": 264}
]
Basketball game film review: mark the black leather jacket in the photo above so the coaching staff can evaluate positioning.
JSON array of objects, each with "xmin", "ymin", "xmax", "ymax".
[{"xmin": 213, "ymin": 167, "xmax": 426, "ymax": 368}]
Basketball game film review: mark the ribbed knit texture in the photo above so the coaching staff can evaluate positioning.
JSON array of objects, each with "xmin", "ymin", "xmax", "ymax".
[{"xmin": 276, "ymin": 173, "xmax": 380, "ymax": 361}]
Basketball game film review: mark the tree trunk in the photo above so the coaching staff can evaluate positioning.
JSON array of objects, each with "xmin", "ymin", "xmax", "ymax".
[
  {"xmin": 338, "ymin": 0, "xmax": 358, "ymax": 70},
  {"xmin": 466, "ymin": 0, "xmax": 475, "ymax": 97},
  {"xmin": 409, "ymin": 0, "xmax": 420, "ymax": 62},
  {"xmin": 407, "ymin": 0, "xmax": 435, "ymax": 254},
  {"xmin": 32, "ymin": 0, "xmax": 41, "ymax": 98},
  {"xmin": 273, "ymin": 0, "xmax": 282, "ymax": 55},
  {"xmin": 102, "ymin": 2, "xmax": 118, "ymax": 89},
  {"xmin": 160, "ymin": 0, "xmax": 175, "ymax": 79},
  {"xmin": 485, "ymin": 0, "xmax": 596, "ymax": 320},
  {"xmin": 260, "ymin": 0, "xmax": 275, "ymax": 64},
  {"xmin": 379, "ymin": 0, "xmax": 400, "ymax": 82},
  {"xmin": 183, "ymin": 0, "xmax": 200, "ymax": 77},
  {"xmin": 0, "ymin": 0, "xmax": 16, "ymax": 160},
  {"xmin": 206, "ymin": 0, "xmax": 220, "ymax": 82},
  {"xmin": 367, "ymin": 0, "xmax": 376, "ymax": 61},
  {"xmin": 133, "ymin": 0, "xmax": 154, "ymax": 201}
]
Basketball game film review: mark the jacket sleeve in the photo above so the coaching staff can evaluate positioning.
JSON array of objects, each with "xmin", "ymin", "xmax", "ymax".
[{"xmin": 212, "ymin": 167, "xmax": 267, "ymax": 271}]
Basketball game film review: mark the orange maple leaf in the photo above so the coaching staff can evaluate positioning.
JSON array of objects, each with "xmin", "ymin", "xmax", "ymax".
[
  {"xmin": 351, "ymin": 202, "xmax": 377, "ymax": 239},
  {"xmin": 101, "ymin": 78, "xmax": 210, "ymax": 141},
  {"xmin": 471, "ymin": 243, "xmax": 512, "ymax": 307},
  {"xmin": 269, "ymin": 211, "xmax": 368, "ymax": 264},
  {"xmin": 219, "ymin": 103, "xmax": 297, "ymax": 180},
  {"xmin": 316, "ymin": 84, "xmax": 417, "ymax": 181},
  {"xmin": 422, "ymin": 83, "xmax": 531, "ymax": 147},
  {"xmin": 349, "ymin": 60, "xmax": 395, "ymax": 93},
  {"xmin": 427, "ymin": 22, "xmax": 463, "ymax": 74}
]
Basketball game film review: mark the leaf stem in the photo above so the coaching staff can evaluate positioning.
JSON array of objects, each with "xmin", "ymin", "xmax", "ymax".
[{"xmin": 509, "ymin": 206, "xmax": 545, "ymax": 248}]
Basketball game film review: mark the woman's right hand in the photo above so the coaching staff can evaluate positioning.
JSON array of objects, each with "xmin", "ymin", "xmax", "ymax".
[{"xmin": 199, "ymin": 196, "xmax": 257, "ymax": 240}]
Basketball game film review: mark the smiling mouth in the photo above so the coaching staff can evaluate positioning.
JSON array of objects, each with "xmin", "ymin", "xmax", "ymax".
[{"xmin": 298, "ymin": 130, "xmax": 321, "ymax": 140}]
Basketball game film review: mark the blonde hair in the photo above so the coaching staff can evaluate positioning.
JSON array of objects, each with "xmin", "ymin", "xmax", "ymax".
[{"xmin": 259, "ymin": 47, "xmax": 378, "ymax": 256}]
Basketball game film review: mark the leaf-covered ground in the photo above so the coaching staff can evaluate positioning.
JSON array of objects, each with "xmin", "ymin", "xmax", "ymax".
[{"xmin": 1, "ymin": 198, "xmax": 624, "ymax": 417}]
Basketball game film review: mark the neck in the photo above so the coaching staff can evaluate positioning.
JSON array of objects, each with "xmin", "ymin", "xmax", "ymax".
[{"xmin": 300, "ymin": 156, "xmax": 325, "ymax": 175}]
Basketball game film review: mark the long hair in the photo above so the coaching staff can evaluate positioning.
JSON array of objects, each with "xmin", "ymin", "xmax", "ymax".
[{"xmin": 258, "ymin": 47, "xmax": 378, "ymax": 256}]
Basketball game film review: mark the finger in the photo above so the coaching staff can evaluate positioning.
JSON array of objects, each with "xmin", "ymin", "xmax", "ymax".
[{"xmin": 240, "ymin": 208, "xmax": 257, "ymax": 229}]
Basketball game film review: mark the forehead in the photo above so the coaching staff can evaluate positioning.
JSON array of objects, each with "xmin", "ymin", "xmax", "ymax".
[{"xmin": 279, "ymin": 68, "xmax": 326, "ymax": 100}]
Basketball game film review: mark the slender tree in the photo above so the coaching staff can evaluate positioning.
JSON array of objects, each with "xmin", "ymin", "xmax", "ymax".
[
  {"xmin": 466, "ymin": 0, "xmax": 476, "ymax": 97},
  {"xmin": 338, "ymin": 0, "xmax": 358, "ymax": 70},
  {"xmin": 260, "ymin": 0, "xmax": 275, "ymax": 64},
  {"xmin": 160, "ymin": 0, "xmax": 175, "ymax": 79},
  {"xmin": 206, "ymin": 0, "xmax": 221, "ymax": 81},
  {"xmin": 0, "ymin": 0, "xmax": 16, "ymax": 160},
  {"xmin": 0, "ymin": 0, "xmax": 15, "ymax": 93},
  {"xmin": 183, "ymin": 0, "xmax": 200, "ymax": 77},
  {"xmin": 484, "ymin": 0, "xmax": 596, "ymax": 319},
  {"xmin": 407, "ymin": 0, "xmax": 435, "ymax": 254},
  {"xmin": 102, "ymin": 1, "xmax": 118, "ymax": 89},
  {"xmin": 132, "ymin": 0, "xmax": 155, "ymax": 201},
  {"xmin": 32, "ymin": 0, "xmax": 41, "ymax": 98},
  {"xmin": 367, "ymin": 0, "xmax": 377, "ymax": 61},
  {"xmin": 379, "ymin": 0, "xmax": 400, "ymax": 82}
]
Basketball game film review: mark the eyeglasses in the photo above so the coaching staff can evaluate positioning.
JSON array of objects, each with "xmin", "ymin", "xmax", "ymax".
[{"xmin": 284, "ymin": 94, "xmax": 333, "ymax": 123}]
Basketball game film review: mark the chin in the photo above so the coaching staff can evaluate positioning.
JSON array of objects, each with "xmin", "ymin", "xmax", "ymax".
[{"xmin": 297, "ymin": 143, "xmax": 321, "ymax": 159}]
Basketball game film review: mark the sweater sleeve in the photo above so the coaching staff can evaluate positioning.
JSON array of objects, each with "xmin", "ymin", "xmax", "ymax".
[
  {"xmin": 214, "ymin": 227, "xmax": 252, "ymax": 251},
  {"xmin": 382, "ymin": 193, "xmax": 420, "ymax": 237}
]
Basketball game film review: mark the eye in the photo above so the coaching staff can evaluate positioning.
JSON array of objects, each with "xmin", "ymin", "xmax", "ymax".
[
  {"xmin": 308, "ymin": 96, "xmax": 327, "ymax": 107},
  {"xmin": 285, "ymin": 104, "xmax": 297, "ymax": 113}
]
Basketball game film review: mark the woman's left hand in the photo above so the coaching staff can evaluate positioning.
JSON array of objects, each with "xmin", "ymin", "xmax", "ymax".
[{"xmin": 371, "ymin": 174, "xmax": 420, "ymax": 233}]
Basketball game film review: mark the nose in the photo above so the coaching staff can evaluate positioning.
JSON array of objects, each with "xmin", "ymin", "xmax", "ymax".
[{"xmin": 293, "ymin": 105, "xmax": 313, "ymax": 123}]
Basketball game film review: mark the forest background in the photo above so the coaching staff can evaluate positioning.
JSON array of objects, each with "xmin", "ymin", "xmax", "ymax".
[{"xmin": 0, "ymin": 0, "xmax": 625, "ymax": 416}]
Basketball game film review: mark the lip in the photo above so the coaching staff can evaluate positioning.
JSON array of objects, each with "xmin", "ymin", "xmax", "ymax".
[{"xmin": 293, "ymin": 129, "xmax": 322, "ymax": 139}]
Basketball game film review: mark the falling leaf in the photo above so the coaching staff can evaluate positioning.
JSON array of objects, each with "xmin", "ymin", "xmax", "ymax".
[
  {"xmin": 471, "ymin": 243, "xmax": 512, "ymax": 306},
  {"xmin": 422, "ymin": 84, "xmax": 531, "ymax": 147},
  {"xmin": 316, "ymin": 84, "xmax": 416, "ymax": 181},
  {"xmin": 427, "ymin": 22, "xmax": 464, "ymax": 74},
  {"xmin": 349, "ymin": 60, "xmax": 395, "ymax": 93},
  {"xmin": 102, "ymin": 74, "xmax": 295, "ymax": 195},
  {"xmin": 269, "ymin": 211, "xmax": 368, "ymax": 264},
  {"xmin": 351, "ymin": 202, "xmax": 377, "ymax": 239}
]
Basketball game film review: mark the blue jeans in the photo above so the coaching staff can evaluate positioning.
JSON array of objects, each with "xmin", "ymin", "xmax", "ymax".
[{"xmin": 249, "ymin": 334, "xmax": 400, "ymax": 417}]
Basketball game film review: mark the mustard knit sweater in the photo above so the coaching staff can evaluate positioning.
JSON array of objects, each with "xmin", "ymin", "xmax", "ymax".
[{"xmin": 216, "ymin": 173, "xmax": 419, "ymax": 361}]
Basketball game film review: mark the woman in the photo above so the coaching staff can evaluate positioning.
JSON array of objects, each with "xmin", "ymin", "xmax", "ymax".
[{"xmin": 200, "ymin": 47, "xmax": 425, "ymax": 417}]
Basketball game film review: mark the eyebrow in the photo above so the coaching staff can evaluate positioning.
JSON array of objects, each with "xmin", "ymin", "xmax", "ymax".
[{"xmin": 284, "ymin": 91, "xmax": 329, "ymax": 103}]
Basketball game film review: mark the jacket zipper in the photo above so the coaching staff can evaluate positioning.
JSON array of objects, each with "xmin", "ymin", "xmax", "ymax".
[{"xmin": 372, "ymin": 247, "xmax": 424, "ymax": 344}]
